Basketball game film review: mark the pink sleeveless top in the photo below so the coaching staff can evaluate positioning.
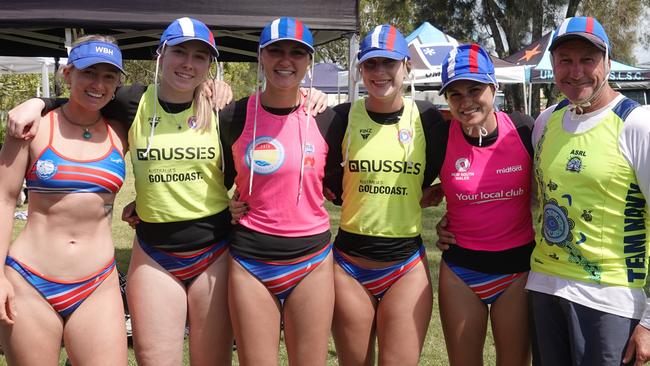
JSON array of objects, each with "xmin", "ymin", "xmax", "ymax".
[
  {"xmin": 232, "ymin": 95, "xmax": 330, "ymax": 237},
  {"xmin": 440, "ymin": 112, "xmax": 534, "ymax": 251}
]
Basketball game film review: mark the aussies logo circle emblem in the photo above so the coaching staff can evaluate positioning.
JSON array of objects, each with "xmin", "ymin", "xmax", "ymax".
[
  {"xmin": 455, "ymin": 158, "xmax": 470, "ymax": 172},
  {"xmin": 542, "ymin": 198, "xmax": 575, "ymax": 247},
  {"xmin": 35, "ymin": 159, "xmax": 57, "ymax": 180},
  {"xmin": 398, "ymin": 128, "xmax": 413, "ymax": 144},
  {"xmin": 245, "ymin": 136, "xmax": 285, "ymax": 174},
  {"xmin": 187, "ymin": 116, "xmax": 198, "ymax": 129}
]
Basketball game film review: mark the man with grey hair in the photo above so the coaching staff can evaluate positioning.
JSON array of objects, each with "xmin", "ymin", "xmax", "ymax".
[{"xmin": 528, "ymin": 16, "xmax": 650, "ymax": 365}]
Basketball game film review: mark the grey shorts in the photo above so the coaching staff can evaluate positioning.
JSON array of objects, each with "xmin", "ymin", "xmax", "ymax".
[{"xmin": 529, "ymin": 290, "xmax": 638, "ymax": 366}]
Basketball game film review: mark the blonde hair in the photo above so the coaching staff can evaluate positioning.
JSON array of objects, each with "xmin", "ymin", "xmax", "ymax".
[
  {"xmin": 73, "ymin": 34, "xmax": 118, "ymax": 47},
  {"xmin": 159, "ymin": 44, "xmax": 214, "ymax": 133},
  {"xmin": 192, "ymin": 80, "xmax": 213, "ymax": 133}
]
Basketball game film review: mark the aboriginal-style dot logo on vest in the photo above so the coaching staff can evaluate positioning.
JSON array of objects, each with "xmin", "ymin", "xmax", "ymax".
[
  {"xmin": 245, "ymin": 136, "xmax": 285, "ymax": 174},
  {"xmin": 542, "ymin": 198, "xmax": 575, "ymax": 247},
  {"xmin": 35, "ymin": 159, "xmax": 57, "ymax": 180},
  {"xmin": 455, "ymin": 157, "xmax": 470, "ymax": 172}
]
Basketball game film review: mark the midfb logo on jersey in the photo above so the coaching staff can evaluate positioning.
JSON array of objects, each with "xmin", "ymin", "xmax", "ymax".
[
  {"xmin": 35, "ymin": 159, "xmax": 57, "ymax": 180},
  {"xmin": 245, "ymin": 136, "xmax": 285, "ymax": 174},
  {"xmin": 148, "ymin": 116, "xmax": 161, "ymax": 127},
  {"xmin": 359, "ymin": 128, "xmax": 373, "ymax": 140}
]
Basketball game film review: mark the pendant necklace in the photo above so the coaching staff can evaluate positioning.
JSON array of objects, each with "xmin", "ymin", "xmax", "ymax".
[
  {"xmin": 160, "ymin": 100, "xmax": 187, "ymax": 130},
  {"xmin": 60, "ymin": 105, "xmax": 102, "ymax": 139}
]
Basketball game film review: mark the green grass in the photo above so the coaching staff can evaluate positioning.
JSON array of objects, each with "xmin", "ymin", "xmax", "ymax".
[{"xmin": 3, "ymin": 159, "xmax": 500, "ymax": 365}]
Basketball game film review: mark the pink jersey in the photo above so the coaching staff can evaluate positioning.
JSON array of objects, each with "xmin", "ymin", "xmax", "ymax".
[
  {"xmin": 440, "ymin": 112, "xmax": 534, "ymax": 251},
  {"xmin": 232, "ymin": 95, "xmax": 330, "ymax": 237}
]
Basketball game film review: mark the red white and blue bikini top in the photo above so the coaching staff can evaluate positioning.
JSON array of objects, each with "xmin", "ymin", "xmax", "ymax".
[{"xmin": 25, "ymin": 112, "xmax": 126, "ymax": 194}]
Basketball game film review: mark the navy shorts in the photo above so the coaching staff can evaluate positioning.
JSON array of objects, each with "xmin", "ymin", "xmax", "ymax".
[{"xmin": 529, "ymin": 290, "xmax": 638, "ymax": 366}]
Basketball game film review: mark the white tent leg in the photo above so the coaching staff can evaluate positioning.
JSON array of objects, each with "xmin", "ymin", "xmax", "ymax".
[
  {"xmin": 522, "ymin": 82, "xmax": 528, "ymax": 115},
  {"xmin": 347, "ymin": 33, "xmax": 359, "ymax": 102},
  {"xmin": 41, "ymin": 62, "xmax": 50, "ymax": 97},
  {"xmin": 528, "ymin": 83, "xmax": 533, "ymax": 116},
  {"xmin": 64, "ymin": 28, "xmax": 73, "ymax": 53}
]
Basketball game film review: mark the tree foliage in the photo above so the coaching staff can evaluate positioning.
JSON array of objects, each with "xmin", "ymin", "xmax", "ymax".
[
  {"xmin": 123, "ymin": 60, "xmax": 155, "ymax": 85},
  {"xmin": 360, "ymin": 0, "xmax": 416, "ymax": 35},
  {"xmin": 580, "ymin": 0, "xmax": 644, "ymax": 64},
  {"xmin": 411, "ymin": 0, "xmax": 477, "ymax": 42},
  {"xmin": 222, "ymin": 62, "xmax": 258, "ymax": 100},
  {"xmin": 409, "ymin": 0, "xmax": 649, "ymax": 114},
  {"xmin": 316, "ymin": 0, "xmax": 417, "ymax": 67},
  {"xmin": 0, "ymin": 74, "xmax": 43, "ymax": 132}
]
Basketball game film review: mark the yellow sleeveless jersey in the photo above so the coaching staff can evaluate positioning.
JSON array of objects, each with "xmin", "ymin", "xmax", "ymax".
[
  {"xmin": 128, "ymin": 86, "xmax": 229, "ymax": 222},
  {"xmin": 340, "ymin": 98, "xmax": 426, "ymax": 237},
  {"xmin": 533, "ymin": 100, "xmax": 649, "ymax": 288}
]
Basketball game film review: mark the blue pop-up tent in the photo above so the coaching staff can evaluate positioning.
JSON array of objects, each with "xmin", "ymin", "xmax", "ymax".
[
  {"xmin": 407, "ymin": 22, "xmax": 525, "ymax": 86},
  {"xmin": 406, "ymin": 22, "xmax": 459, "ymax": 85}
]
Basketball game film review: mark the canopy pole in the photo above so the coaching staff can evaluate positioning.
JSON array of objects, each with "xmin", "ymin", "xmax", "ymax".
[
  {"xmin": 528, "ymin": 83, "xmax": 533, "ymax": 116},
  {"xmin": 64, "ymin": 28, "xmax": 73, "ymax": 53},
  {"xmin": 522, "ymin": 82, "xmax": 528, "ymax": 115},
  {"xmin": 41, "ymin": 62, "xmax": 50, "ymax": 97},
  {"xmin": 347, "ymin": 33, "xmax": 359, "ymax": 102}
]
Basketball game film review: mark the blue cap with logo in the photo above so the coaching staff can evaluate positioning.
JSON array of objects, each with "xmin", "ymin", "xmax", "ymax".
[
  {"xmin": 358, "ymin": 25, "xmax": 410, "ymax": 63},
  {"xmin": 259, "ymin": 17, "xmax": 314, "ymax": 53},
  {"xmin": 160, "ymin": 17, "xmax": 219, "ymax": 57},
  {"xmin": 439, "ymin": 44, "xmax": 496, "ymax": 95},
  {"xmin": 68, "ymin": 41, "xmax": 125, "ymax": 74},
  {"xmin": 549, "ymin": 16, "xmax": 610, "ymax": 54}
]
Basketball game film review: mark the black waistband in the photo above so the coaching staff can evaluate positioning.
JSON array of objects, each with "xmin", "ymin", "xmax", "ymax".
[
  {"xmin": 135, "ymin": 209, "xmax": 232, "ymax": 252},
  {"xmin": 442, "ymin": 241, "xmax": 535, "ymax": 274},
  {"xmin": 334, "ymin": 229, "xmax": 422, "ymax": 262},
  {"xmin": 229, "ymin": 225, "xmax": 331, "ymax": 260}
]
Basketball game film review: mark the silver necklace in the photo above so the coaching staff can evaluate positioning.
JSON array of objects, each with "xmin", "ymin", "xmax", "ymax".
[
  {"xmin": 60, "ymin": 105, "xmax": 102, "ymax": 139},
  {"xmin": 160, "ymin": 100, "xmax": 190, "ymax": 130}
]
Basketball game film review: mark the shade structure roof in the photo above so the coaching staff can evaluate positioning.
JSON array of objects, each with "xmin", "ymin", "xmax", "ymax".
[{"xmin": 0, "ymin": 1, "xmax": 359, "ymax": 61}]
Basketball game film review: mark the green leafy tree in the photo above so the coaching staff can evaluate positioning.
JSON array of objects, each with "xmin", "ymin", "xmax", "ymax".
[
  {"xmin": 0, "ymin": 73, "xmax": 42, "ymax": 141},
  {"xmin": 222, "ymin": 62, "xmax": 258, "ymax": 100},
  {"xmin": 411, "ymin": 0, "xmax": 476, "ymax": 42},
  {"xmin": 360, "ymin": 0, "xmax": 416, "ymax": 34},
  {"xmin": 317, "ymin": 0, "xmax": 414, "ymax": 68},
  {"xmin": 123, "ymin": 60, "xmax": 155, "ymax": 85},
  {"xmin": 412, "ymin": 0, "xmax": 648, "ymax": 115},
  {"xmin": 580, "ymin": 0, "xmax": 644, "ymax": 64}
]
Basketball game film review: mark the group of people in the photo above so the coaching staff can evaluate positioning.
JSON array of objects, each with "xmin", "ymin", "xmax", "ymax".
[
  {"xmin": 0, "ymin": 13, "xmax": 647, "ymax": 366},
  {"xmin": 434, "ymin": 15, "xmax": 650, "ymax": 366}
]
